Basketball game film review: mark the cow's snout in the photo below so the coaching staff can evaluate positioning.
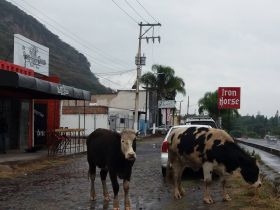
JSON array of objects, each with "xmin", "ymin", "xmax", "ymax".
[
  {"xmin": 252, "ymin": 180, "xmax": 262, "ymax": 188},
  {"xmin": 127, "ymin": 152, "xmax": 136, "ymax": 161}
]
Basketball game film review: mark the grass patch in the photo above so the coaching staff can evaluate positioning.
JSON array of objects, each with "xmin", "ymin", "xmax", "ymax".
[{"xmin": 227, "ymin": 172, "xmax": 280, "ymax": 210}]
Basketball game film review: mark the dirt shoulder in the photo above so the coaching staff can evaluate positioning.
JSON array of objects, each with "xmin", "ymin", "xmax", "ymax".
[{"xmin": 0, "ymin": 155, "xmax": 80, "ymax": 179}]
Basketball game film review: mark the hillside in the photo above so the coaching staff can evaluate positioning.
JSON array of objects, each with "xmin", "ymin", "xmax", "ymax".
[{"xmin": 0, "ymin": 0, "xmax": 112, "ymax": 94}]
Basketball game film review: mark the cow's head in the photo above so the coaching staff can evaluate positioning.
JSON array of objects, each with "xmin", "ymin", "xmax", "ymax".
[
  {"xmin": 120, "ymin": 129, "xmax": 137, "ymax": 161},
  {"xmin": 240, "ymin": 158, "xmax": 262, "ymax": 188}
]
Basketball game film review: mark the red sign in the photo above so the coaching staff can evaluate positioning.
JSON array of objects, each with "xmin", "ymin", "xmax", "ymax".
[{"xmin": 218, "ymin": 87, "xmax": 241, "ymax": 109}]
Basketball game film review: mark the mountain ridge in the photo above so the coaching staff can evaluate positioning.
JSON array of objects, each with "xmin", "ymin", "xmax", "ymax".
[{"xmin": 0, "ymin": 0, "xmax": 112, "ymax": 94}]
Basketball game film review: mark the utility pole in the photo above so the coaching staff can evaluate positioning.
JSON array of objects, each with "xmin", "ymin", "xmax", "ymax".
[
  {"xmin": 178, "ymin": 100, "xmax": 183, "ymax": 124},
  {"xmin": 133, "ymin": 22, "xmax": 161, "ymax": 132},
  {"xmin": 187, "ymin": 95, "xmax": 189, "ymax": 117}
]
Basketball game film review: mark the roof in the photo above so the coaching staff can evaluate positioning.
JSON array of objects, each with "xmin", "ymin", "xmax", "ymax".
[{"xmin": 0, "ymin": 70, "xmax": 91, "ymax": 100}]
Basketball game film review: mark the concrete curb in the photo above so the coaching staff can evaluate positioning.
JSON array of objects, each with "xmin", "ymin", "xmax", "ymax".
[
  {"xmin": 235, "ymin": 138, "xmax": 280, "ymax": 156},
  {"xmin": 236, "ymin": 139, "xmax": 280, "ymax": 194}
]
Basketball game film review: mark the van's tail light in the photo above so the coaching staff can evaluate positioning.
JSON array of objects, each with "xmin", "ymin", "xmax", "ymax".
[{"xmin": 161, "ymin": 140, "xmax": 168, "ymax": 153}]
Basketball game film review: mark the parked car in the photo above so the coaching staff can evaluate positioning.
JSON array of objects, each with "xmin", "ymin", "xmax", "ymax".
[
  {"xmin": 185, "ymin": 116, "xmax": 218, "ymax": 128},
  {"xmin": 149, "ymin": 124, "xmax": 172, "ymax": 135},
  {"xmin": 160, "ymin": 124, "xmax": 212, "ymax": 177}
]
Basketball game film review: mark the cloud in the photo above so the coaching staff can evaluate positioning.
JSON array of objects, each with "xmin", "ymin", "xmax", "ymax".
[{"xmin": 9, "ymin": 0, "xmax": 280, "ymax": 117}]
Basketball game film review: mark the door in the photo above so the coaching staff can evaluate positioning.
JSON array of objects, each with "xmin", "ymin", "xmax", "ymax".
[
  {"xmin": 34, "ymin": 103, "xmax": 47, "ymax": 147},
  {"xmin": 19, "ymin": 100, "xmax": 30, "ymax": 151}
]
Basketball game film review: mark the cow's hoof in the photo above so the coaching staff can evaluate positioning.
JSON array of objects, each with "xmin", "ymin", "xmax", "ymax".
[
  {"xmin": 90, "ymin": 194, "xmax": 97, "ymax": 201},
  {"xmin": 179, "ymin": 188, "xmax": 185, "ymax": 196},
  {"xmin": 125, "ymin": 206, "xmax": 131, "ymax": 210},
  {"xmin": 223, "ymin": 194, "xmax": 231, "ymax": 202},
  {"xmin": 103, "ymin": 194, "xmax": 110, "ymax": 201},
  {"xmin": 174, "ymin": 191, "xmax": 182, "ymax": 200},
  {"xmin": 203, "ymin": 197, "xmax": 214, "ymax": 204},
  {"xmin": 113, "ymin": 208, "xmax": 120, "ymax": 210}
]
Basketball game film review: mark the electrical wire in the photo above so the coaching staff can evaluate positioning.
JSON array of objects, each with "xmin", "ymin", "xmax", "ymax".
[
  {"xmin": 124, "ymin": 0, "xmax": 148, "ymax": 23},
  {"xmin": 95, "ymin": 74, "xmax": 125, "ymax": 87},
  {"xmin": 111, "ymin": 0, "xmax": 139, "ymax": 24},
  {"xmin": 94, "ymin": 69, "xmax": 135, "ymax": 75},
  {"xmin": 9, "ymin": 0, "xmax": 132, "ymax": 70},
  {"xmin": 19, "ymin": 0, "xmax": 130, "ymax": 67},
  {"xmin": 0, "ymin": 30, "xmax": 138, "ymax": 88},
  {"xmin": 134, "ymin": 0, "xmax": 159, "ymax": 23}
]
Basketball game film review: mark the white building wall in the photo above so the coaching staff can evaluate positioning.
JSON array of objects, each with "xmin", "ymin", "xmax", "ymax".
[
  {"xmin": 93, "ymin": 90, "xmax": 146, "ymax": 112},
  {"xmin": 60, "ymin": 114, "xmax": 108, "ymax": 136}
]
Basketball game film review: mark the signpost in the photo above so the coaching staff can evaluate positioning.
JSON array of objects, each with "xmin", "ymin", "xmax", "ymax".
[
  {"xmin": 14, "ymin": 34, "xmax": 49, "ymax": 76},
  {"xmin": 158, "ymin": 100, "xmax": 176, "ymax": 126},
  {"xmin": 158, "ymin": 100, "xmax": 176, "ymax": 109},
  {"xmin": 218, "ymin": 87, "xmax": 241, "ymax": 109}
]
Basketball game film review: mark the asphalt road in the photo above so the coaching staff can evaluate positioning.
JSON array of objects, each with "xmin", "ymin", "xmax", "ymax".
[{"xmin": 0, "ymin": 136, "xmax": 242, "ymax": 210}]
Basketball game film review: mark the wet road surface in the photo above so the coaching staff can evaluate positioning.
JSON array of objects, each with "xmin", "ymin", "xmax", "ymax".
[{"xmin": 0, "ymin": 136, "xmax": 236, "ymax": 210}]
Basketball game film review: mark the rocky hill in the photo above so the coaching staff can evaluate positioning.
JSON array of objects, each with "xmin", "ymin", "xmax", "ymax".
[{"xmin": 0, "ymin": 0, "xmax": 112, "ymax": 94}]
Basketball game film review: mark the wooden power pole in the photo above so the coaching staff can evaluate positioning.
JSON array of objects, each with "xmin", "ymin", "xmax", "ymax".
[{"xmin": 133, "ymin": 22, "xmax": 161, "ymax": 132}]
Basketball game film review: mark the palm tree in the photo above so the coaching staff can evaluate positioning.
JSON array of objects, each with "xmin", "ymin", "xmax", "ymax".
[
  {"xmin": 140, "ymin": 64, "xmax": 186, "ymax": 100},
  {"xmin": 198, "ymin": 91, "xmax": 220, "ymax": 120},
  {"xmin": 198, "ymin": 90, "xmax": 240, "ymax": 130},
  {"xmin": 140, "ymin": 65, "xmax": 186, "ymax": 126}
]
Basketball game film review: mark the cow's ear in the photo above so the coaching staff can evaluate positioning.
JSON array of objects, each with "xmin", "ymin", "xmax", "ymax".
[{"xmin": 135, "ymin": 130, "xmax": 140, "ymax": 137}]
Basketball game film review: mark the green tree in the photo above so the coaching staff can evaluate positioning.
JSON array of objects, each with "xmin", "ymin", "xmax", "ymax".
[
  {"xmin": 198, "ymin": 90, "xmax": 239, "ymax": 131},
  {"xmin": 140, "ymin": 64, "xmax": 186, "ymax": 100}
]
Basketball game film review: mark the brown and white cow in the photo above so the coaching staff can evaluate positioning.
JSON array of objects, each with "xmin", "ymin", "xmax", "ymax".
[
  {"xmin": 87, "ymin": 128, "xmax": 137, "ymax": 210},
  {"xmin": 167, "ymin": 126, "xmax": 261, "ymax": 204}
]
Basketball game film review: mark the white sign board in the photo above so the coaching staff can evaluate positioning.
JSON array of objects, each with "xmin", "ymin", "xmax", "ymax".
[
  {"xmin": 158, "ymin": 100, "xmax": 176, "ymax": 109},
  {"xmin": 14, "ymin": 34, "xmax": 49, "ymax": 76}
]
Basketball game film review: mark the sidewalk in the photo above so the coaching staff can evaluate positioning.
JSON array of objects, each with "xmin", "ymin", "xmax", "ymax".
[
  {"xmin": 0, "ymin": 149, "xmax": 48, "ymax": 165},
  {"xmin": 0, "ymin": 135, "xmax": 154, "ymax": 166}
]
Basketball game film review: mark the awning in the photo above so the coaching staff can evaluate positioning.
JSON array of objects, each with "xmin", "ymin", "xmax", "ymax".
[{"xmin": 0, "ymin": 70, "xmax": 91, "ymax": 100}]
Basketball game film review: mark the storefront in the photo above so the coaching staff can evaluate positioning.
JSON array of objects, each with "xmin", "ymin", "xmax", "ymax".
[{"xmin": 0, "ymin": 69, "xmax": 90, "ymax": 153}]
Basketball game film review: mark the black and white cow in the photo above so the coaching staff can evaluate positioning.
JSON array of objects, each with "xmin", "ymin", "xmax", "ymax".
[
  {"xmin": 167, "ymin": 126, "xmax": 261, "ymax": 204},
  {"xmin": 86, "ymin": 128, "xmax": 137, "ymax": 210}
]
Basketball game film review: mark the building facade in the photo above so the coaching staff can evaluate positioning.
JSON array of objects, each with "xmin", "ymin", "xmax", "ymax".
[{"xmin": 0, "ymin": 60, "xmax": 90, "ymax": 153}]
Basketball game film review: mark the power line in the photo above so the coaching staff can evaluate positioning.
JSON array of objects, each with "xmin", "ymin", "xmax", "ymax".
[
  {"xmin": 0, "ymin": 28, "xmax": 136, "ymax": 82},
  {"xmin": 111, "ymin": 0, "xmax": 139, "ymax": 24},
  {"xmin": 134, "ymin": 0, "xmax": 159, "ymax": 23},
  {"xmin": 124, "ymin": 0, "xmax": 148, "ymax": 23},
  {"xmin": 94, "ymin": 69, "xmax": 135, "ymax": 75},
  {"xmin": 95, "ymin": 74, "xmax": 126, "ymax": 88},
  {"xmin": 10, "ymin": 0, "xmax": 132, "ymax": 70},
  {"xmin": 19, "ymin": 0, "xmax": 130, "ymax": 68}
]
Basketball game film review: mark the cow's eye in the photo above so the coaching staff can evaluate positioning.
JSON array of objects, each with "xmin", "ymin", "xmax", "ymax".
[{"xmin": 121, "ymin": 140, "xmax": 124, "ymax": 143}]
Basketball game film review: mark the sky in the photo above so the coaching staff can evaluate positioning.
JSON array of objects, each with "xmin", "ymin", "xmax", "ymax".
[{"xmin": 6, "ymin": 0, "xmax": 280, "ymax": 118}]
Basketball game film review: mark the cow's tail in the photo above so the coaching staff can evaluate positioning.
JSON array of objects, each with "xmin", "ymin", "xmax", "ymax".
[{"xmin": 165, "ymin": 157, "xmax": 173, "ymax": 184}]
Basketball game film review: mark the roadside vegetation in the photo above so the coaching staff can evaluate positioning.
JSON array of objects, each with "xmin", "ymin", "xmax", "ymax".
[
  {"xmin": 227, "ymin": 172, "xmax": 280, "ymax": 210},
  {"xmin": 195, "ymin": 90, "xmax": 280, "ymax": 139}
]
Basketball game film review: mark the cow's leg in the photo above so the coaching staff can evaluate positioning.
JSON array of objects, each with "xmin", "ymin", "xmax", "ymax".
[
  {"xmin": 178, "ymin": 166, "xmax": 185, "ymax": 196},
  {"xmin": 172, "ymin": 161, "xmax": 182, "ymax": 199},
  {"xmin": 202, "ymin": 162, "xmax": 214, "ymax": 204},
  {"xmin": 100, "ymin": 168, "xmax": 110, "ymax": 201},
  {"xmin": 123, "ymin": 180, "xmax": 131, "ymax": 210},
  {"xmin": 109, "ymin": 171, "xmax": 120, "ymax": 210},
  {"xmin": 221, "ymin": 177, "xmax": 231, "ymax": 201},
  {"xmin": 89, "ymin": 165, "xmax": 97, "ymax": 201}
]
